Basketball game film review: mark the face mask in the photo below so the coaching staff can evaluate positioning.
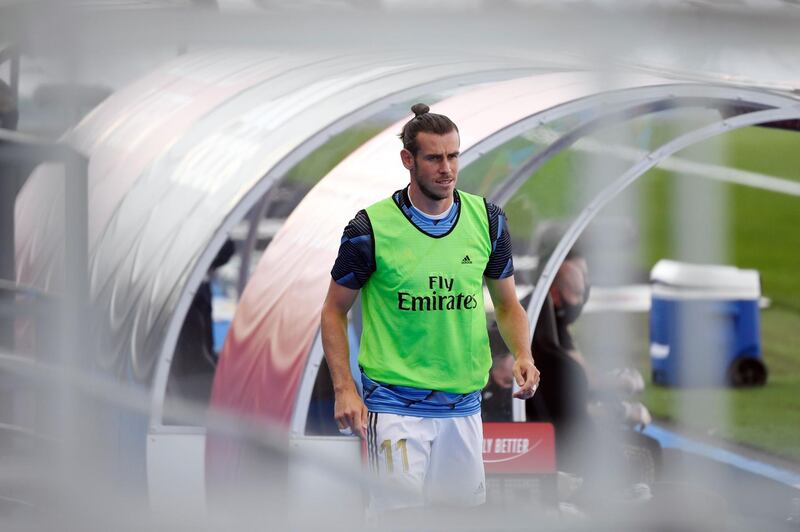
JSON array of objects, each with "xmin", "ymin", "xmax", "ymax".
[
  {"xmin": 555, "ymin": 283, "xmax": 590, "ymax": 325},
  {"xmin": 555, "ymin": 299, "xmax": 584, "ymax": 324}
]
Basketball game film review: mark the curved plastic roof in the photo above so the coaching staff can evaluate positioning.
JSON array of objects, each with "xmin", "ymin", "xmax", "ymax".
[
  {"xmin": 210, "ymin": 72, "xmax": 800, "ymax": 429},
  {"xmin": 14, "ymin": 49, "xmax": 551, "ymax": 381}
]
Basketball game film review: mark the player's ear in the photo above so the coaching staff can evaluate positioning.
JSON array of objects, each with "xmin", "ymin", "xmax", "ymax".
[{"xmin": 400, "ymin": 148, "xmax": 415, "ymax": 171}]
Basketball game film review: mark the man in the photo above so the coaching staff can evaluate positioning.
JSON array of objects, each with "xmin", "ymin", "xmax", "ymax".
[
  {"xmin": 481, "ymin": 353, "xmax": 515, "ymax": 422},
  {"xmin": 481, "ymin": 327, "xmax": 515, "ymax": 422},
  {"xmin": 526, "ymin": 246, "xmax": 651, "ymax": 474},
  {"xmin": 525, "ymin": 254, "xmax": 593, "ymax": 472},
  {"xmin": 0, "ymin": 80, "xmax": 18, "ymax": 131},
  {"xmin": 547, "ymin": 256, "xmax": 646, "ymax": 397},
  {"xmin": 320, "ymin": 103, "xmax": 539, "ymax": 512},
  {"xmin": 167, "ymin": 238, "xmax": 235, "ymax": 414}
]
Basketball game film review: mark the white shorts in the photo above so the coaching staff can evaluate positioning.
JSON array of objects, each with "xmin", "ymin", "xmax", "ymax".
[{"xmin": 365, "ymin": 411, "xmax": 486, "ymax": 513}]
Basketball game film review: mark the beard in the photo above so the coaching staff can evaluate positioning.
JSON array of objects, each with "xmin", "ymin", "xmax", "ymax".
[
  {"xmin": 417, "ymin": 180, "xmax": 449, "ymax": 201},
  {"xmin": 411, "ymin": 168, "xmax": 452, "ymax": 202}
]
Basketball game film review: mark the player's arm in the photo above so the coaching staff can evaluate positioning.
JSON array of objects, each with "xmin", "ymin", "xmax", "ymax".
[
  {"xmin": 486, "ymin": 276, "xmax": 540, "ymax": 399},
  {"xmin": 320, "ymin": 280, "xmax": 367, "ymax": 438}
]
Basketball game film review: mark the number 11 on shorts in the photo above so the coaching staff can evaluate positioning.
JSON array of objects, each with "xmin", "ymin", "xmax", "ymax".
[{"xmin": 380, "ymin": 439, "xmax": 409, "ymax": 474}]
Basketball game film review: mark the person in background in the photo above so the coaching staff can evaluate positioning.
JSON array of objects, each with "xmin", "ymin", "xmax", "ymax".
[
  {"xmin": 526, "ymin": 245, "xmax": 651, "ymax": 474},
  {"xmin": 167, "ymin": 238, "xmax": 235, "ymax": 412},
  {"xmin": 0, "ymin": 80, "xmax": 18, "ymax": 131},
  {"xmin": 481, "ymin": 327, "xmax": 515, "ymax": 422}
]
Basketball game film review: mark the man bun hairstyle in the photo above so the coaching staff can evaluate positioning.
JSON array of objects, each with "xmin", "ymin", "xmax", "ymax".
[
  {"xmin": 411, "ymin": 103, "xmax": 429, "ymax": 117},
  {"xmin": 399, "ymin": 103, "xmax": 459, "ymax": 156}
]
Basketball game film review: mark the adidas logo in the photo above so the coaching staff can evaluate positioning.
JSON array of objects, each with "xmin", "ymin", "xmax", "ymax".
[
  {"xmin": 461, "ymin": 255, "xmax": 472, "ymax": 264},
  {"xmin": 474, "ymin": 481, "xmax": 485, "ymax": 495}
]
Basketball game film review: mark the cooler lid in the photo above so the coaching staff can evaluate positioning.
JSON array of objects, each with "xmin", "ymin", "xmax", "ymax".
[{"xmin": 650, "ymin": 260, "xmax": 760, "ymax": 300}]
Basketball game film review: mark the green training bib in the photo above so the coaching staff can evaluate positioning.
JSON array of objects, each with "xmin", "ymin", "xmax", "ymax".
[{"xmin": 359, "ymin": 190, "xmax": 492, "ymax": 393}]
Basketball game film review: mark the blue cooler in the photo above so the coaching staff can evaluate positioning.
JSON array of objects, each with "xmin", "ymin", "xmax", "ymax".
[{"xmin": 649, "ymin": 260, "xmax": 766, "ymax": 387}]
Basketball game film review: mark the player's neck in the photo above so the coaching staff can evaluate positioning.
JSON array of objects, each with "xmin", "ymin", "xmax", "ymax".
[{"xmin": 407, "ymin": 184, "xmax": 454, "ymax": 216}]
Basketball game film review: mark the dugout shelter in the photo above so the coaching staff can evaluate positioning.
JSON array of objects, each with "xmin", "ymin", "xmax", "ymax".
[{"xmin": 11, "ymin": 49, "xmax": 800, "ymax": 518}]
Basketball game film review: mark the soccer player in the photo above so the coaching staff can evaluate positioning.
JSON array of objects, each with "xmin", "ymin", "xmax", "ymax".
[{"xmin": 320, "ymin": 103, "xmax": 539, "ymax": 512}]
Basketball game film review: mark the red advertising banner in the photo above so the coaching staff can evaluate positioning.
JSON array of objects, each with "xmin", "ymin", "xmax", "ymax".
[{"xmin": 482, "ymin": 422, "xmax": 556, "ymax": 475}]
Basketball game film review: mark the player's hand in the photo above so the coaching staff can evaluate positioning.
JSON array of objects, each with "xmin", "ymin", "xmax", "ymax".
[
  {"xmin": 334, "ymin": 387, "xmax": 368, "ymax": 439},
  {"xmin": 512, "ymin": 354, "xmax": 540, "ymax": 399}
]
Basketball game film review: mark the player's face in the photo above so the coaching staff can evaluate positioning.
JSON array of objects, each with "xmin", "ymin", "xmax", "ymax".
[{"xmin": 404, "ymin": 130, "xmax": 460, "ymax": 202}]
